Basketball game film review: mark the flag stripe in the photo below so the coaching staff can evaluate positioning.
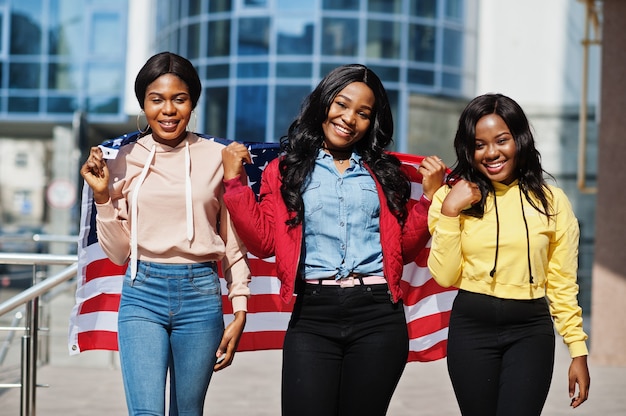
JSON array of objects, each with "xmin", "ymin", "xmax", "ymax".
[{"xmin": 68, "ymin": 135, "xmax": 456, "ymax": 362}]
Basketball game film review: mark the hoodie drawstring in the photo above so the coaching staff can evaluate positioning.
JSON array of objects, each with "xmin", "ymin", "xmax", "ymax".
[
  {"xmin": 519, "ymin": 187, "xmax": 534, "ymax": 283},
  {"xmin": 130, "ymin": 144, "xmax": 156, "ymax": 281},
  {"xmin": 185, "ymin": 140, "xmax": 194, "ymax": 242},
  {"xmin": 489, "ymin": 194, "xmax": 499, "ymax": 278},
  {"xmin": 489, "ymin": 188, "xmax": 534, "ymax": 284}
]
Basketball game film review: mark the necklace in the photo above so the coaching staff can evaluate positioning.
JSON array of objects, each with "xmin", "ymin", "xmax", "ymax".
[{"xmin": 336, "ymin": 159, "xmax": 345, "ymax": 164}]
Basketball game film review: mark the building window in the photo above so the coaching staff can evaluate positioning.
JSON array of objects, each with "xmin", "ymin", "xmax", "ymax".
[
  {"xmin": 238, "ymin": 17, "xmax": 270, "ymax": 55},
  {"xmin": 322, "ymin": 18, "xmax": 359, "ymax": 56},
  {"xmin": 276, "ymin": 17, "xmax": 314, "ymax": 55},
  {"xmin": 15, "ymin": 152, "xmax": 28, "ymax": 168},
  {"xmin": 367, "ymin": 20, "xmax": 401, "ymax": 59},
  {"xmin": 235, "ymin": 85, "xmax": 267, "ymax": 142}
]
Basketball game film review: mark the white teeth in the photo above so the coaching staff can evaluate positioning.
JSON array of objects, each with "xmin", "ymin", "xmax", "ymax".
[
  {"xmin": 487, "ymin": 162, "xmax": 503, "ymax": 168},
  {"xmin": 335, "ymin": 124, "xmax": 351, "ymax": 134}
]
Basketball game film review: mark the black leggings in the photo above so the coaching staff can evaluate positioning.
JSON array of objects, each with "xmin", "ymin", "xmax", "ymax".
[
  {"xmin": 281, "ymin": 281, "xmax": 408, "ymax": 416},
  {"xmin": 446, "ymin": 290, "xmax": 555, "ymax": 416}
]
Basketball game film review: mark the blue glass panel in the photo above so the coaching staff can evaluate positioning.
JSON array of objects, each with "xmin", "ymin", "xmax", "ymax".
[
  {"xmin": 321, "ymin": 18, "xmax": 358, "ymax": 56},
  {"xmin": 274, "ymin": 85, "xmax": 310, "ymax": 138},
  {"xmin": 442, "ymin": 72, "xmax": 461, "ymax": 90},
  {"xmin": 277, "ymin": 0, "xmax": 315, "ymax": 11},
  {"xmin": 48, "ymin": 63, "xmax": 80, "ymax": 91},
  {"xmin": 236, "ymin": 85, "xmax": 267, "ymax": 142},
  {"xmin": 237, "ymin": 62, "xmax": 268, "ymax": 78},
  {"xmin": 368, "ymin": 0, "xmax": 401, "ymax": 13},
  {"xmin": 443, "ymin": 28, "xmax": 462, "ymax": 67},
  {"xmin": 366, "ymin": 20, "xmax": 400, "ymax": 59},
  {"xmin": 245, "ymin": 0, "xmax": 266, "ymax": 6},
  {"xmin": 276, "ymin": 62, "xmax": 312, "ymax": 78},
  {"xmin": 188, "ymin": 22, "xmax": 202, "ymax": 59},
  {"xmin": 205, "ymin": 64, "xmax": 230, "ymax": 79},
  {"xmin": 209, "ymin": 0, "xmax": 232, "ymax": 12},
  {"xmin": 10, "ymin": 3, "xmax": 43, "ymax": 54},
  {"xmin": 189, "ymin": 0, "xmax": 204, "ymax": 15},
  {"xmin": 277, "ymin": 18, "xmax": 314, "ymax": 55},
  {"xmin": 408, "ymin": 68, "xmax": 434, "ymax": 86},
  {"xmin": 8, "ymin": 96, "xmax": 38, "ymax": 112},
  {"xmin": 47, "ymin": 96, "xmax": 77, "ymax": 113},
  {"xmin": 87, "ymin": 64, "xmax": 122, "ymax": 94},
  {"xmin": 207, "ymin": 20, "xmax": 231, "ymax": 57},
  {"xmin": 322, "ymin": 0, "xmax": 358, "ymax": 10},
  {"xmin": 409, "ymin": 24, "xmax": 436, "ymax": 63},
  {"xmin": 238, "ymin": 17, "xmax": 270, "ymax": 55},
  {"xmin": 204, "ymin": 86, "xmax": 229, "ymax": 138},
  {"xmin": 367, "ymin": 65, "xmax": 399, "ymax": 83},
  {"xmin": 446, "ymin": 0, "xmax": 463, "ymax": 19},
  {"xmin": 87, "ymin": 96, "xmax": 120, "ymax": 114},
  {"xmin": 90, "ymin": 13, "xmax": 123, "ymax": 56},
  {"xmin": 410, "ymin": 0, "xmax": 437, "ymax": 17},
  {"xmin": 48, "ymin": 0, "xmax": 83, "ymax": 55},
  {"xmin": 9, "ymin": 63, "xmax": 40, "ymax": 89}
]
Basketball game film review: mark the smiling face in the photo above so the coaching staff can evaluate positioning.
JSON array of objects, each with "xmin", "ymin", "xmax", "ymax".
[
  {"xmin": 473, "ymin": 113, "xmax": 518, "ymax": 185},
  {"xmin": 143, "ymin": 73, "xmax": 193, "ymax": 147},
  {"xmin": 321, "ymin": 82, "xmax": 375, "ymax": 151}
]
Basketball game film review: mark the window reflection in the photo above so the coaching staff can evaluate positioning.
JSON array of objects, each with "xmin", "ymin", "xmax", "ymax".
[
  {"xmin": 236, "ymin": 85, "xmax": 267, "ymax": 142},
  {"xmin": 322, "ymin": 18, "xmax": 358, "ymax": 56},
  {"xmin": 10, "ymin": 63, "xmax": 40, "ymax": 89},
  {"xmin": 238, "ymin": 17, "xmax": 270, "ymax": 55},
  {"xmin": 277, "ymin": 0, "xmax": 314, "ymax": 11},
  {"xmin": 276, "ymin": 62, "xmax": 312, "ymax": 78},
  {"xmin": 274, "ymin": 85, "xmax": 310, "ymax": 138},
  {"xmin": 208, "ymin": 20, "xmax": 231, "ymax": 57},
  {"xmin": 91, "ymin": 13, "xmax": 123, "ymax": 56},
  {"xmin": 277, "ymin": 18, "xmax": 314, "ymax": 55},
  {"xmin": 367, "ymin": 20, "xmax": 400, "ymax": 59},
  {"xmin": 188, "ymin": 22, "xmax": 201, "ymax": 59},
  {"xmin": 368, "ymin": 0, "xmax": 401, "ymax": 13},
  {"xmin": 237, "ymin": 62, "xmax": 269, "ymax": 78},
  {"xmin": 9, "ymin": 97, "xmax": 38, "ymax": 113},
  {"xmin": 11, "ymin": 11, "xmax": 42, "ymax": 54},
  {"xmin": 322, "ymin": 0, "xmax": 358, "ymax": 11},
  {"xmin": 48, "ymin": 63, "xmax": 79, "ymax": 91},
  {"xmin": 205, "ymin": 86, "xmax": 229, "ymax": 138},
  {"xmin": 409, "ymin": 24, "xmax": 436, "ymax": 63},
  {"xmin": 48, "ymin": 0, "xmax": 83, "ymax": 56},
  {"xmin": 410, "ymin": 0, "xmax": 437, "ymax": 17},
  {"xmin": 443, "ymin": 28, "xmax": 462, "ymax": 67},
  {"xmin": 87, "ymin": 64, "xmax": 122, "ymax": 94}
]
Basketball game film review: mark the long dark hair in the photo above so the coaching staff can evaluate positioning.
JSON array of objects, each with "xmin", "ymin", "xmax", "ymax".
[
  {"xmin": 448, "ymin": 93, "xmax": 553, "ymax": 217},
  {"xmin": 279, "ymin": 64, "xmax": 409, "ymax": 226}
]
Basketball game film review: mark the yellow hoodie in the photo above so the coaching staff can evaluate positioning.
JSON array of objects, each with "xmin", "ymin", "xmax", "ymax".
[{"xmin": 428, "ymin": 180, "xmax": 588, "ymax": 358}]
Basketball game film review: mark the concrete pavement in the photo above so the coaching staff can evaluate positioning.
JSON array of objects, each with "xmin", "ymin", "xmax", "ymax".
[{"xmin": 0, "ymin": 288, "xmax": 624, "ymax": 415}]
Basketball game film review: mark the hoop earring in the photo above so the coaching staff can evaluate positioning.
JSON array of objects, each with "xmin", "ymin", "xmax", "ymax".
[
  {"xmin": 136, "ymin": 110, "xmax": 149, "ymax": 134},
  {"xmin": 187, "ymin": 111, "xmax": 198, "ymax": 133}
]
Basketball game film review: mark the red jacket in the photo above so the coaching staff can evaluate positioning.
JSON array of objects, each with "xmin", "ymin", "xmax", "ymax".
[{"xmin": 223, "ymin": 158, "xmax": 432, "ymax": 303}]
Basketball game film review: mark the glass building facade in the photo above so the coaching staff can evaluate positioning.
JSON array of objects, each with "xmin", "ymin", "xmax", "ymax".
[
  {"xmin": 154, "ymin": 0, "xmax": 476, "ymax": 149},
  {"xmin": 0, "ymin": 0, "xmax": 128, "ymax": 122}
]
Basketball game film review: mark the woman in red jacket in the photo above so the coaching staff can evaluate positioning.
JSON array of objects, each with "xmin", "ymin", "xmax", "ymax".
[{"xmin": 221, "ymin": 64, "xmax": 445, "ymax": 416}]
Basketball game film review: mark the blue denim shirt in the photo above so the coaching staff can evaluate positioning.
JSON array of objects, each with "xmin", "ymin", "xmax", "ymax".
[{"xmin": 301, "ymin": 149, "xmax": 384, "ymax": 280}]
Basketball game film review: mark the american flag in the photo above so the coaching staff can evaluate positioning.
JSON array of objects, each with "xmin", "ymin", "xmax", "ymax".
[{"xmin": 68, "ymin": 133, "xmax": 457, "ymax": 362}]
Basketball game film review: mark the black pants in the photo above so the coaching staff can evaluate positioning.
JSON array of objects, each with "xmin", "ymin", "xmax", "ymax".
[
  {"xmin": 446, "ymin": 290, "xmax": 555, "ymax": 416},
  {"xmin": 281, "ymin": 281, "xmax": 408, "ymax": 416}
]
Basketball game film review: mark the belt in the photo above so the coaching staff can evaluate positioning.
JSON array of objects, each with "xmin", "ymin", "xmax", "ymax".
[{"xmin": 306, "ymin": 275, "xmax": 387, "ymax": 288}]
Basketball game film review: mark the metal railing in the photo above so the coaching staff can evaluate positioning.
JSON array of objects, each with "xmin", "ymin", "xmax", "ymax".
[{"xmin": 0, "ymin": 253, "xmax": 78, "ymax": 416}]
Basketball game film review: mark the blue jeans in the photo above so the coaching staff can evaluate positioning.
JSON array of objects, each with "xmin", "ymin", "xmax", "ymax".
[
  {"xmin": 282, "ymin": 280, "xmax": 409, "ymax": 416},
  {"xmin": 118, "ymin": 261, "xmax": 224, "ymax": 416}
]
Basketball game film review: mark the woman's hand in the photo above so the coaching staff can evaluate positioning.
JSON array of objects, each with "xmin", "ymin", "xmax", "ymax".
[
  {"xmin": 80, "ymin": 146, "xmax": 110, "ymax": 204},
  {"xmin": 213, "ymin": 310, "xmax": 247, "ymax": 372},
  {"xmin": 568, "ymin": 355, "xmax": 590, "ymax": 408},
  {"xmin": 222, "ymin": 142, "xmax": 252, "ymax": 181},
  {"xmin": 418, "ymin": 155, "xmax": 447, "ymax": 200},
  {"xmin": 441, "ymin": 179, "xmax": 482, "ymax": 217}
]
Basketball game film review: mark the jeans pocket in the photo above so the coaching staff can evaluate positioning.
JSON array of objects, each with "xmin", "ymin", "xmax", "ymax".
[{"xmin": 190, "ymin": 273, "xmax": 220, "ymax": 295}]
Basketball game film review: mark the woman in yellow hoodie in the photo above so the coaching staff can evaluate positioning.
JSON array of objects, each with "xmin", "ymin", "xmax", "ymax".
[{"xmin": 427, "ymin": 93, "xmax": 590, "ymax": 415}]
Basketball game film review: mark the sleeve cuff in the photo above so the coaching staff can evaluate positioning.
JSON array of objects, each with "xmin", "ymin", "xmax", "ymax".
[
  {"xmin": 230, "ymin": 295, "xmax": 248, "ymax": 313},
  {"xmin": 568, "ymin": 341, "xmax": 589, "ymax": 358}
]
